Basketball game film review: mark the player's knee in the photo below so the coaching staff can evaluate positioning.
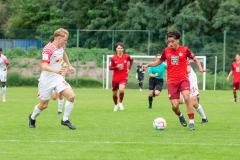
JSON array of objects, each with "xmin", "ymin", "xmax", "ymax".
[
  {"xmin": 1, "ymin": 82, "xmax": 6, "ymax": 88},
  {"xmin": 155, "ymin": 91, "xmax": 160, "ymax": 96},
  {"xmin": 52, "ymin": 97, "xmax": 57, "ymax": 101},
  {"xmin": 67, "ymin": 94, "xmax": 75, "ymax": 102}
]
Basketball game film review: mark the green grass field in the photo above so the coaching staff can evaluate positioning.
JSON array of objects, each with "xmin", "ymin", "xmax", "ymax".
[{"xmin": 0, "ymin": 87, "xmax": 240, "ymax": 160}]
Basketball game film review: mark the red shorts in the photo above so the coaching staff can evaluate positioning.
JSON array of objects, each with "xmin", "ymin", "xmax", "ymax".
[
  {"xmin": 168, "ymin": 80, "xmax": 190, "ymax": 99},
  {"xmin": 233, "ymin": 82, "xmax": 240, "ymax": 90},
  {"xmin": 112, "ymin": 80, "xmax": 127, "ymax": 91}
]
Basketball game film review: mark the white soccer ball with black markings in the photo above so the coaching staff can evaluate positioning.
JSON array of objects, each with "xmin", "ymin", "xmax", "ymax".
[{"xmin": 153, "ymin": 117, "xmax": 167, "ymax": 130}]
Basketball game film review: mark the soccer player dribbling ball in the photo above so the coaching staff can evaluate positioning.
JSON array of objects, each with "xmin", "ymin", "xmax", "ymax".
[
  {"xmin": 227, "ymin": 54, "xmax": 240, "ymax": 103},
  {"xmin": 0, "ymin": 48, "xmax": 9, "ymax": 102},
  {"xmin": 144, "ymin": 31, "xmax": 204, "ymax": 130},
  {"xmin": 28, "ymin": 28, "xmax": 76, "ymax": 129},
  {"xmin": 109, "ymin": 42, "xmax": 133, "ymax": 111}
]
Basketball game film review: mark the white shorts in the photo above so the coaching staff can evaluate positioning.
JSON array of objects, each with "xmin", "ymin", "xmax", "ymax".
[
  {"xmin": 0, "ymin": 71, "xmax": 7, "ymax": 82},
  {"xmin": 38, "ymin": 77, "xmax": 71, "ymax": 100},
  {"xmin": 190, "ymin": 83, "xmax": 199, "ymax": 97}
]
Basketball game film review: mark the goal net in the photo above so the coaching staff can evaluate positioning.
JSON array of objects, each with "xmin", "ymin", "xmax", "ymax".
[{"xmin": 104, "ymin": 55, "xmax": 206, "ymax": 91}]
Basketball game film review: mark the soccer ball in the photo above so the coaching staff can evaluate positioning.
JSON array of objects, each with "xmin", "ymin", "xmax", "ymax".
[{"xmin": 153, "ymin": 117, "xmax": 167, "ymax": 130}]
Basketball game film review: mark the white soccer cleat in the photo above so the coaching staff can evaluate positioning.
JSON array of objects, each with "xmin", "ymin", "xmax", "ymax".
[
  {"xmin": 113, "ymin": 104, "xmax": 118, "ymax": 112},
  {"xmin": 119, "ymin": 103, "xmax": 124, "ymax": 111}
]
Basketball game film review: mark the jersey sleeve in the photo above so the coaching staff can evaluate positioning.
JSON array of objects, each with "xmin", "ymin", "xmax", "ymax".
[
  {"xmin": 231, "ymin": 63, "xmax": 234, "ymax": 71},
  {"xmin": 186, "ymin": 47, "xmax": 196, "ymax": 60},
  {"xmin": 160, "ymin": 50, "xmax": 166, "ymax": 61},
  {"xmin": 109, "ymin": 57, "xmax": 117, "ymax": 70},
  {"xmin": 128, "ymin": 55, "xmax": 133, "ymax": 70},
  {"xmin": 41, "ymin": 47, "xmax": 52, "ymax": 63}
]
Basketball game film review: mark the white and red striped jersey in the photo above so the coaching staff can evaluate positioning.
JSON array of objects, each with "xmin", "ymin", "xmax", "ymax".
[
  {"xmin": 0, "ymin": 54, "xmax": 9, "ymax": 72},
  {"xmin": 39, "ymin": 42, "xmax": 65, "ymax": 82}
]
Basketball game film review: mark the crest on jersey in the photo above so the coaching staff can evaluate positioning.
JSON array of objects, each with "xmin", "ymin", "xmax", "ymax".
[
  {"xmin": 124, "ymin": 60, "xmax": 127, "ymax": 63},
  {"xmin": 171, "ymin": 56, "xmax": 179, "ymax": 65},
  {"xmin": 179, "ymin": 52, "xmax": 183, "ymax": 56}
]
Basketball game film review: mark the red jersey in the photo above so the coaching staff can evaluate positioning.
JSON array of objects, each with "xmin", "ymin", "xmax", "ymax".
[
  {"xmin": 160, "ymin": 46, "xmax": 196, "ymax": 84},
  {"xmin": 231, "ymin": 61, "xmax": 240, "ymax": 82},
  {"xmin": 109, "ymin": 53, "xmax": 133, "ymax": 82}
]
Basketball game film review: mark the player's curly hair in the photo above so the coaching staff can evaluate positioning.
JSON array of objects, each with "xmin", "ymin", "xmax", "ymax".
[{"xmin": 167, "ymin": 31, "xmax": 181, "ymax": 39}]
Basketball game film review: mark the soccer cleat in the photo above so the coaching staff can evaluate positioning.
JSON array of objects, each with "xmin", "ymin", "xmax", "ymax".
[
  {"xmin": 201, "ymin": 118, "xmax": 208, "ymax": 124},
  {"xmin": 119, "ymin": 103, "xmax": 124, "ymax": 111},
  {"xmin": 29, "ymin": 114, "xmax": 36, "ymax": 128},
  {"xmin": 189, "ymin": 123, "xmax": 195, "ymax": 131},
  {"xmin": 234, "ymin": 98, "xmax": 237, "ymax": 103},
  {"xmin": 61, "ymin": 120, "xmax": 76, "ymax": 130},
  {"xmin": 58, "ymin": 111, "xmax": 62, "ymax": 115},
  {"xmin": 113, "ymin": 105, "xmax": 118, "ymax": 111},
  {"xmin": 178, "ymin": 115, "xmax": 187, "ymax": 127}
]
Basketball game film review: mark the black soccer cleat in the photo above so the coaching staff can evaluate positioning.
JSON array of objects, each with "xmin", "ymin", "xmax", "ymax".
[
  {"xmin": 178, "ymin": 115, "xmax": 187, "ymax": 127},
  {"xmin": 201, "ymin": 118, "xmax": 208, "ymax": 124},
  {"xmin": 189, "ymin": 123, "xmax": 195, "ymax": 131},
  {"xmin": 58, "ymin": 111, "xmax": 62, "ymax": 115},
  {"xmin": 61, "ymin": 120, "xmax": 76, "ymax": 130},
  {"xmin": 29, "ymin": 114, "xmax": 36, "ymax": 128}
]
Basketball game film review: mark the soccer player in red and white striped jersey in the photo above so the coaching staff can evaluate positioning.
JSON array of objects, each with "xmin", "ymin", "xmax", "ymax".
[
  {"xmin": 0, "ymin": 48, "xmax": 9, "ymax": 102},
  {"xmin": 109, "ymin": 42, "xmax": 133, "ymax": 111},
  {"xmin": 144, "ymin": 31, "xmax": 204, "ymax": 130},
  {"xmin": 28, "ymin": 28, "xmax": 76, "ymax": 129},
  {"xmin": 227, "ymin": 54, "xmax": 240, "ymax": 103}
]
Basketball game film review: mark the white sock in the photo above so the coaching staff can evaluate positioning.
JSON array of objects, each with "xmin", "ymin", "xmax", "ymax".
[
  {"xmin": 58, "ymin": 99, "xmax": 64, "ymax": 112},
  {"xmin": 31, "ymin": 105, "xmax": 42, "ymax": 120},
  {"xmin": 197, "ymin": 104, "xmax": 207, "ymax": 119},
  {"xmin": 63, "ymin": 101, "xmax": 74, "ymax": 121},
  {"xmin": 189, "ymin": 119, "xmax": 194, "ymax": 124},
  {"xmin": 2, "ymin": 86, "xmax": 6, "ymax": 99}
]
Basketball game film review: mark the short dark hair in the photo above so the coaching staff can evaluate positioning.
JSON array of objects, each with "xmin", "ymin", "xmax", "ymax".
[
  {"xmin": 115, "ymin": 42, "xmax": 125, "ymax": 50},
  {"xmin": 0, "ymin": 48, "xmax": 2, "ymax": 51},
  {"xmin": 167, "ymin": 31, "xmax": 181, "ymax": 39}
]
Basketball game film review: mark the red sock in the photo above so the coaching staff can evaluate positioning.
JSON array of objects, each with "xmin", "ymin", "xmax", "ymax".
[
  {"xmin": 188, "ymin": 113, "xmax": 194, "ymax": 120},
  {"xmin": 113, "ymin": 95, "xmax": 118, "ymax": 105},
  {"xmin": 119, "ymin": 92, "xmax": 124, "ymax": 103}
]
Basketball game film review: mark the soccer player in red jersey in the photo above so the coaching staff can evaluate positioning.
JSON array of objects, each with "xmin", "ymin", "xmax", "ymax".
[
  {"xmin": 144, "ymin": 31, "xmax": 203, "ymax": 130},
  {"xmin": 109, "ymin": 42, "xmax": 133, "ymax": 111},
  {"xmin": 227, "ymin": 54, "xmax": 240, "ymax": 103}
]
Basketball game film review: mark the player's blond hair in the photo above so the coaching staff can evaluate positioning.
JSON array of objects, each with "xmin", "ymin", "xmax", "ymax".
[{"xmin": 54, "ymin": 28, "xmax": 69, "ymax": 38}]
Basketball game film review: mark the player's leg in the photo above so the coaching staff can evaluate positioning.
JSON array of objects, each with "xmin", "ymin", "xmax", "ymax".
[
  {"xmin": 1, "ymin": 72, "xmax": 7, "ymax": 102},
  {"xmin": 168, "ymin": 82, "xmax": 187, "ymax": 127},
  {"xmin": 60, "ymin": 87, "xmax": 76, "ymax": 129},
  {"xmin": 148, "ymin": 78, "xmax": 155, "ymax": 109},
  {"xmin": 29, "ymin": 100, "xmax": 49, "ymax": 128},
  {"xmin": 112, "ymin": 82, "xmax": 119, "ymax": 111},
  {"xmin": 179, "ymin": 93, "xmax": 185, "ymax": 104},
  {"xmin": 29, "ymin": 81, "xmax": 52, "ymax": 128},
  {"xmin": 57, "ymin": 93, "xmax": 64, "ymax": 114},
  {"xmin": 1, "ymin": 81, "xmax": 6, "ymax": 102},
  {"xmin": 233, "ymin": 82, "xmax": 238, "ymax": 103},
  {"xmin": 118, "ymin": 83, "xmax": 126, "ymax": 111},
  {"xmin": 181, "ymin": 88, "xmax": 195, "ymax": 130},
  {"xmin": 148, "ymin": 90, "xmax": 154, "ymax": 109},
  {"xmin": 191, "ymin": 95, "xmax": 208, "ymax": 123},
  {"xmin": 154, "ymin": 79, "xmax": 163, "ymax": 97}
]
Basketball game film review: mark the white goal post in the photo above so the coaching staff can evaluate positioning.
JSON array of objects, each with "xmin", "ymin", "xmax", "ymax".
[{"xmin": 104, "ymin": 55, "xmax": 206, "ymax": 91}]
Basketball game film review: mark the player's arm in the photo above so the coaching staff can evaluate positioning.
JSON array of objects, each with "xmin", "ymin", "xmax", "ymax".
[
  {"xmin": 127, "ymin": 56, "xmax": 134, "ymax": 73},
  {"xmin": 227, "ymin": 71, "xmax": 233, "ymax": 81},
  {"xmin": 187, "ymin": 48, "xmax": 204, "ymax": 73},
  {"xmin": 109, "ymin": 58, "xmax": 118, "ymax": 70},
  {"xmin": 4, "ymin": 56, "xmax": 9, "ymax": 70},
  {"xmin": 63, "ymin": 51, "xmax": 75, "ymax": 74},
  {"xmin": 41, "ymin": 62, "xmax": 61, "ymax": 74}
]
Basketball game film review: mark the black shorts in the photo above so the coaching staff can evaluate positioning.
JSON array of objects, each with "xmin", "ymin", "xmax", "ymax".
[{"xmin": 149, "ymin": 78, "xmax": 164, "ymax": 91}]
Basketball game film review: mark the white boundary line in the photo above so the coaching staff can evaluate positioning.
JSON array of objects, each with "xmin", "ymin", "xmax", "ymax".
[{"xmin": 1, "ymin": 140, "xmax": 239, "ymax": 146}]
